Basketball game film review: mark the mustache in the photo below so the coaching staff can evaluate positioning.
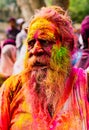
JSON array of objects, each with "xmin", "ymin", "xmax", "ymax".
[
  {"xmin": 28, "ymin": 50, "xmax": 51, "ymax": 58},
  {"xmin": 33, "ymin": 55, "xmax": 50, "ymax": 66}
]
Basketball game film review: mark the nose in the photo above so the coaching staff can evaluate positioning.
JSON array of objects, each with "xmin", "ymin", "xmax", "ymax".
[{"xmin": 31, "ymin": 40, "xmax": 44, "ymax": 55}]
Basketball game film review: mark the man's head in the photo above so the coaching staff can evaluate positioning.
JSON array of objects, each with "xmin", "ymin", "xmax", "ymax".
[
  {"xmin": 8, "ymin": 17, "xmax": 16, "ymax": 28},
  {"xmin": 24, "ymin": 6, "xmax": 74, "ymax": 73},
  {"xmin": 16, "ymin": 18, "xmax": 25, "ymax": 30},
  {"xmin": 23, "ymin": 6, "xmax": 75, "ymax": 108}
]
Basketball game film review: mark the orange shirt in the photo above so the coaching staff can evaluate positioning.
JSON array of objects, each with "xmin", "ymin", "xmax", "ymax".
[{"xmin": 0, "ymin": 67, "xmax": 88, "ymax": 130}]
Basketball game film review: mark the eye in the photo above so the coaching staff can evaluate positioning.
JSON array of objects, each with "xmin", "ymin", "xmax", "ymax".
[
  {"xmin": 28, "ymin": 39, "xmax": 36, "ymax": 48},
  {"xmin": 38, "ymin": 39, "xmax": 49, "ymax": 47},
  {"xmin": 39, "ymin": 39, "xmax": 47, "ymax": 44}
]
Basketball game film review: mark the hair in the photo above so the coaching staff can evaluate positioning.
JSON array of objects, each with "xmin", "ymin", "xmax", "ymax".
[
  {"xmin": 28, "ymin": 6, "xmax": 75, "ymax": 51},
  {"xmin": 8, "ymin": 17, "xmax": 16, "ymax": 22}
]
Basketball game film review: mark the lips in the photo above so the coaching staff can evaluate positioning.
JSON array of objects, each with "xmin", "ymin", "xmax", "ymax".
[{"xmin": 33, "ymin": 61, "xmax": 47, "ymax": 67}]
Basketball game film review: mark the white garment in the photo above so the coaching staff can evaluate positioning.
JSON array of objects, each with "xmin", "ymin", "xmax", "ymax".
[
  {"xmin": 0, "ymin": 45, "xmax": 16, "ymax": 76},
  {"xmin": 16, "ymin": 29, "xmax": 27, "ymax": 57},
  {"xmin": 13, "ymin": 44, "xmax": 26, "ymax": 75},
  {"xmin": 78, "ymin": 34, "xmax": 84, "ymax": 49}
]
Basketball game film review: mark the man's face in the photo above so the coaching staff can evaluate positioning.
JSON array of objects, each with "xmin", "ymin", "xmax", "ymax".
[
  {"xmin": 26, "ymin": 18, "xmax": 59, "ymax": 70},
  {"xmin": 24, "ymin": 18, "xmax": 71, "ymax": 102}
]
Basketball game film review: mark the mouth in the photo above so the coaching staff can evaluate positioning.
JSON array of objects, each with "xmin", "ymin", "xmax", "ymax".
[{"xmin": 33, "ymin": 61, "xmax": 47, "ymax": 67}]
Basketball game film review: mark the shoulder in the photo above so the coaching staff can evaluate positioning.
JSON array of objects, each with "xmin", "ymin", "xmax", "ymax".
[
  {"xmin": 2, "ymin": 45, "xmax": 16, "ymax": 55},
  {"xmin": 72, "ymin": 67, "xmax": 87, "ymax": 80},
  {"xmin": 1, "ymin": 73, "xmax": 22, "ymax": 92}
]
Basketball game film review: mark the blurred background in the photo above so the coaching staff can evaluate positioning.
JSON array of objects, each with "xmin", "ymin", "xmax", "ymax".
[{"xmin": 0, "ymin": 0, "xmax": 89, "ymax": 40}]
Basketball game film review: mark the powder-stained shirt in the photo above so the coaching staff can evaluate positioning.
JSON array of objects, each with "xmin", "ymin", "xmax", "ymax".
[{"xmin": 0, "ymin": 67, "xmax": 89, "ymax": 130}]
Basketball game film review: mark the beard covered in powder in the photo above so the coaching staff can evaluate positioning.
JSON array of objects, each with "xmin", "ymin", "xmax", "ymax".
[{"xmin": 24, "ymin": 45, "xmax": 71, "ymax": 116}]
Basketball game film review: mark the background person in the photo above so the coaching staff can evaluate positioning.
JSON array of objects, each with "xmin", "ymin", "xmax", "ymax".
[
  {"xmin": 0, "ymin": 39, "xmax": 16, "ymax": 85},
  {"xmin": 73, "ymin": 16, "xmax": 89, "ymax": 69},
  {"xmin": 6, "ymin": 17, "xmax": 20, "ymax": 41}
]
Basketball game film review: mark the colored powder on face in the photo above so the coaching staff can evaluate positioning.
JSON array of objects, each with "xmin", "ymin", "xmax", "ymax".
[
  {"xmin": 27, "ymin": 18, "xmax": 59, "ymax": 43},
  {"xmin": 50, "ymin": 45, "xmax": 71, "ymax": 71}
]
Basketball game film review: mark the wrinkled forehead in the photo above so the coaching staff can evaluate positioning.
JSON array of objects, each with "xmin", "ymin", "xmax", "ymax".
[{"xmin": 27, "ymin": 18, "xmax": 59, "ymax": 42}]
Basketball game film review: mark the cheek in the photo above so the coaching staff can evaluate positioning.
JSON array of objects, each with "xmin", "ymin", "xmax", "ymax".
[{"xmin": 44, "ymin": 45, "xmax": 53, "ymax": 56}]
